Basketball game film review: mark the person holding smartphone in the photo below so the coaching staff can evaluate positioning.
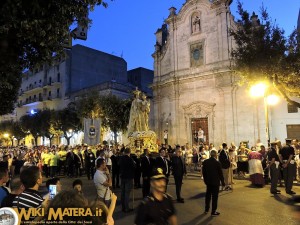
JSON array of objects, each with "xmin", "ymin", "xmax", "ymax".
[
  {"xmin": 94, "ymin": 158, "xmax": 112, "ymax": 206},
  {"xmin": 44, "ymin": 178, "xmax": 62, "ymax": 200}
]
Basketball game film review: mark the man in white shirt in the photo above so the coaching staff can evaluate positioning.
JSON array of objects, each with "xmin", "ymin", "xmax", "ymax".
[
  {"xmin": 104, "ymin": 147, "xmax": 113, "ymax": 172},
  {"xmin": 198, "ymin": 127, "xmax": 204, "ymax": 144},
  {"xmin": 94, "ymin": 158, "xmax": 112, "ymax": 206}
]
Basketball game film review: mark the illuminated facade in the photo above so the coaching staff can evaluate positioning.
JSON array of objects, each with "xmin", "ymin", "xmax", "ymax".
[{"xmin": 152, "ymin": 0, "xmax": 300, "ymax": 146}]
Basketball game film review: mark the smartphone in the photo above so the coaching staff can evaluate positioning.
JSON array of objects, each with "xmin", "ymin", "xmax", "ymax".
[{"xmin": 49, "ymin": 185, "xmax": 57, "ymax": 200}]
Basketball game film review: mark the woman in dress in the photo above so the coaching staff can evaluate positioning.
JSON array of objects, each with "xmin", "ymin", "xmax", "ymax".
[
  {"xmin": 192, "ymin": 147, "xmax": 199, "ymax": 171},
  {"xmin": 228, "ymin": 145, "xmax": 237, "ymax": 184},
  {"xmin": 237, "ymin": 144, "xmax": 249, "ymax": 178}
]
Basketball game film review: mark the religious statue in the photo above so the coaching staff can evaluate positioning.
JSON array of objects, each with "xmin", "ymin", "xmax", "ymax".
[
  {"xmin": 127, "ymin": 89, "xmax": 150, "ymax": 134},
  {"xmin": 141, "ymin": 93, "xmax": 150, "ymax": 131},
  {"xmin": 127, "ymin": 88, "xmax": 157, "ymax": 153},
  {"xmin": 192, "ymin": 15, "xmax": 201, "ymax": 33}
]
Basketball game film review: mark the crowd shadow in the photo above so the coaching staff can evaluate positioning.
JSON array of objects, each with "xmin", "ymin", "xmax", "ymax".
[
  {"xmin": 181, "ymin": 213, "xmax": 212, "ymax": 225},
  {"xmin": 189, "ymin": 192, "xmax": 206, "ymax": 200}
]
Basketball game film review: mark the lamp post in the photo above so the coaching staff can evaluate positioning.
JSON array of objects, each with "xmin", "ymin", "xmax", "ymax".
[{"xmin": 250, "ymin": 83, "xmax": 279, "ymax": 146}]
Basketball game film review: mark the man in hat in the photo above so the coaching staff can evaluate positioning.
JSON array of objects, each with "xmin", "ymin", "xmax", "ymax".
[
  {"xmin": 279, "ymin": 139, "xmax": 296, "ymax": 194},
  {"xmin": 134, "ymin": 167, "xmax": 177, "ymax": 225}
]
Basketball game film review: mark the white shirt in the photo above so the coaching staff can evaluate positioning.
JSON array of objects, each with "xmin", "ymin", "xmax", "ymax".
[
  {"xmin": 203, "ymin": 150, "xmax": 210, "ymax": 160},
  {"xmin": 198, "ymin": 130, "xmax": 204, "ymax": 139},
  {"xmin": 94, "ymin": 170, "xmax": 111, "ymax": 200},
  {"xmin": 104, "ymin": 150, "xmax": 113, "ymax": 166},
  {"xmin": 164, "ymin": 132, "xmax": 168, "ymax": 139}
]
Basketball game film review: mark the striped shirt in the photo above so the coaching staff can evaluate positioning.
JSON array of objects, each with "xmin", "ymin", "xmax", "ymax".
[{"xmin": 12, "ymin": 189, "xmax": 43, "ymax": 220}]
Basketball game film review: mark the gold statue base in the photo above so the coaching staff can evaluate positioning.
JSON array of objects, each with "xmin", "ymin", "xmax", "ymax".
[{"xmin": 128, "ymin": 130, "xmax": 158, "ymax": 153}]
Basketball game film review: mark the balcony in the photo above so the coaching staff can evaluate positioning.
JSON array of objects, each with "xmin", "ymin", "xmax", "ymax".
[
  {"xmin": 21, "ymin": 96, "xmax": 43, "ymax": 107},
  {"xmin": 44, "ymin": 94, "xmax": 61, "ymax": 102},
  {"xmin": 43, "ymin": 79, "xmax": 61, "ymax": 88},
  {"xmin": 23, "ymin": 84, "xmax": 43, "ymax": 94}
]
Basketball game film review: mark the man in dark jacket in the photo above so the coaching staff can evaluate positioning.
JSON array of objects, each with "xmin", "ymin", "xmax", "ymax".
[
  {"xmin": 171, "ymin": 146, "xmax": 186, "ymax": 203},
  {"xmin": 66, "ymin": 149, "xmax": 76, "ymax": 178},
  {"xmin": 218, "ymin": 143, "xmax": 231, "ymax": 190},
  {"xmin": 203, "ymin": 150, "xmax": 225, "ymax": 216},
  {"xmin": 155, "ymin": 149, "xmax": 170, "ymax": 188},
  {"xmin": 119, "ymin": 148, "xmax": 136, "ymax": 212},
  {"xmin": 141, "ymin": 149, "xmax": 154, "ymax": 197},
  {"xmin": 84, "ymin": 147, "xmax": 96, "ymax": 180},
  {"xmin": 111, "ymin": 149, "xmax": 120, "ymax": 189},
  {"xmin": 133, "ymin": 150, "xmax": 142, "ymax": 189}
]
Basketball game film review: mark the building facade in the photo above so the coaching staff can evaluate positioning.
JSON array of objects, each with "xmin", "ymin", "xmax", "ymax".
[
  {"xmin": 152, "ymin": 0, "xmax": 300, "ymax": 147},
  {"xmin": 1, "ymin": 44, "xmax": 154, "ymax": 146},
  {"xmin": 128, "ymin": 67, "xmax": 154, "ymax": 96}
]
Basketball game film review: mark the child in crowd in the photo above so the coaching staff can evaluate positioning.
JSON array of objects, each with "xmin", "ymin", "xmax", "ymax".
[{"xmin": 72, "ymin": 179, "xmax": 83, "ymax": 195}]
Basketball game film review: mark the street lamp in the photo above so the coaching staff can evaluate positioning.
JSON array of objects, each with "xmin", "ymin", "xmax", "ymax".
[
  {"xmin": 3, "ymin": 133, "xmax": 9, "ymax": 138},
  {"xmin": 250, "ymin": 83, "xmax": 280, "ymax": 146}
]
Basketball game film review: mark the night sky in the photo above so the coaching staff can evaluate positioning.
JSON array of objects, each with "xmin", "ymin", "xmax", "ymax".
[{"xmin": 73, "ymin": 0, "xmax": 299, "ymax": 70}]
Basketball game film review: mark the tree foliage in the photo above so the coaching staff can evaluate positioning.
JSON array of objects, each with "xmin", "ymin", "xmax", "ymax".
[
  {"xmin": 76, "ymin": 93, "xmax": 131, "ymax": 143},
  {"xmin": 76, "ymin": 91, "xmax": 103, "ymax": 119},
  {"xmin": 20, "ymin": 112, "xmax": 42, "ymax": 146},
  {"xmin": 230, "ymin": 1, "xmax": 300, "ymax": 107},
  {"xmin": 0, "ymin": 120, "xmax": 26, "ymax": 145},
  {"xmin": 0, "ymin": 0, "xmax": 109, "ymax": 115},
  {"xmin": 56, "ymin": 108, "xmax": 82, "ymax": 145},
  {"xmin": 39, "ymin": 109, "xmax": 63, "ymax": 146},
  {"xmin": 99, "ymin": 94, "xmax": 131, "ymax": 133}
]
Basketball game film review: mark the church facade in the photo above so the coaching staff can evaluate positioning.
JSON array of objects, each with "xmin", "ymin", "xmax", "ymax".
[{"xmin": 152, "ymin": 0, "xmax": 300, "ymax": 147}]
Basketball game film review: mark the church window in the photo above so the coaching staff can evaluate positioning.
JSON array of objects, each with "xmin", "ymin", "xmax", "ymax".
[
  {"xmin": 287, "ymin": 104, "xmax": 298, "ymax": 113},
  {"xmin": 190, "ymin": 42, "xmax": 204, "ymax": 67}
]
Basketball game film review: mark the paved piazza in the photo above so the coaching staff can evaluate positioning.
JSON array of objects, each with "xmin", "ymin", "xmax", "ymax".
[{"xmin": 45, "ymin": 174, "xmax": 300, "ymax": 225}]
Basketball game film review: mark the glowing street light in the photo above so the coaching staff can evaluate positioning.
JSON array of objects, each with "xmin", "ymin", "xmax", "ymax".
[
  {"xmin": 3, "ymin": 133, "xmax": 9, "ymax": 138},
  {"xmin": 250, "ymin": 83, "xmax": 267, "ymax": 97},
  {"xmin": 267, "ymin": 94, "xmax": 280, "ymax": 105},
  {"xmin": 68, "ymin": 129, "xmax": 73, "ymax": 133},
  {"xmin": 250, "ymin": 82, "xmax": 280, "ymax": 146}
]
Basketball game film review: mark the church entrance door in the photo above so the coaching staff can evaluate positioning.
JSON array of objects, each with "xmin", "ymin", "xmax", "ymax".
[{"xmin": 191, "ymin": 118, "xmax": 209, "ymax": 145}]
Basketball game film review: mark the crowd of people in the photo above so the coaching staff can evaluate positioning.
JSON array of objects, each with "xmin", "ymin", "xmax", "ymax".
[{"xmin": 0, "ymin": 137, "xmax": 299, "ymax": 224}]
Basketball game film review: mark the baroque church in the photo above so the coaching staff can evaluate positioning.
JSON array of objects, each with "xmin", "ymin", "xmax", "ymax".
[{"xmin": 151, "ymin": 0, "xmax": 300, "ymax": 146}]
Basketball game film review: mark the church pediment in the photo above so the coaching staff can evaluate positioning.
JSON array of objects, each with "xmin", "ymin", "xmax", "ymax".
[{"xmin": 183, "ymin": 101, "xmax": 216, "ymax": 117}]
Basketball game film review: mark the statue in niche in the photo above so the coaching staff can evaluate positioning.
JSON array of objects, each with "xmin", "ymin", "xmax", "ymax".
[{"xmin": 192, "ymin": 15, "xmax": 201, "ymax": 33}]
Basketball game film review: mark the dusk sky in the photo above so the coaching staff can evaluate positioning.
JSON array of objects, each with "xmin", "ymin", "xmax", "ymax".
[{"xmin": 74, "ymin": 0, "xmax": 299, "ymax": 70}]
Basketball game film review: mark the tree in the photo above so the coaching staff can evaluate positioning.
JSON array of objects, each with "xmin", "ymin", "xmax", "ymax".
[
  {"xmin": 39, "ymin": 109, "xmax": 62, "ymax": 146},
  {"xmin": 20, "ymin": 112, "xmax": 42, "ymax": 146},
  {"xmin": 57, "ymin": 108, "xmax": 81, "ymax": 145},
  {"xmin": 0, "ymin": 120, "xmax": 26, "ymax": 146},
  {"xmin": 99, "ymin": 95, "xmax": 131, "ymax": 144},
  {"xmin": 0, "ymin": 0, "xmax": 109, "ymax": 115},
  {"xmin": 230, "ymin": 1, "xmax": 300, "ymax": 107},
  {"xmin": 76, "ymin": 93, "xmax": 131, "ymax": 144},
  {"xmin": 76, "ymin": 91, "xmax": 103, "ymax": 119},
  {"xmin": 11, "ymin": 121, "xmax": 26, "ymax": 145}
]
